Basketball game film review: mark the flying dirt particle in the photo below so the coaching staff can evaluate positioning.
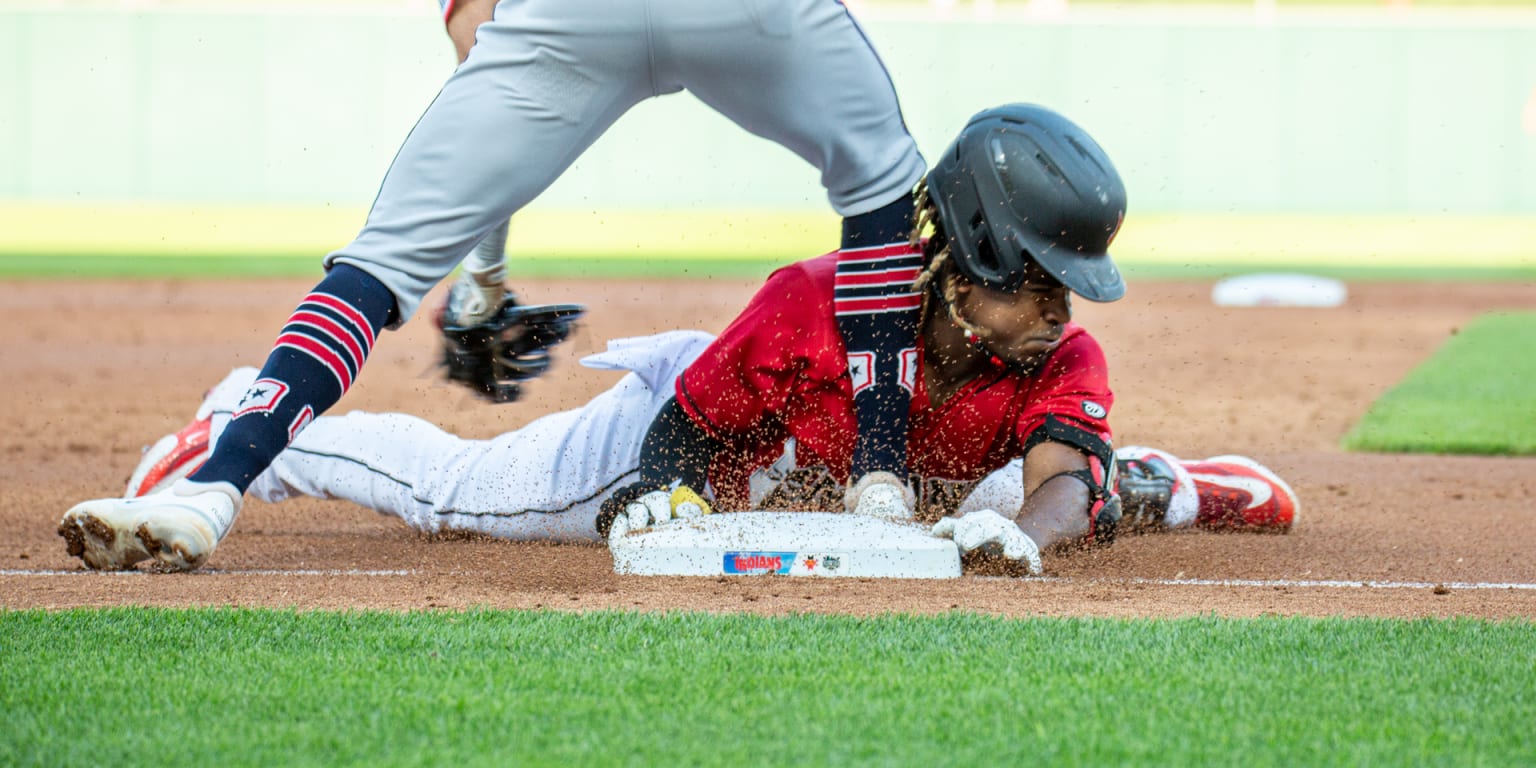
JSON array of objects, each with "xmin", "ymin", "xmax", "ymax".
[{"xmin": 1432, "ymin": 584, "xmax": 1451, "ymax": 595}]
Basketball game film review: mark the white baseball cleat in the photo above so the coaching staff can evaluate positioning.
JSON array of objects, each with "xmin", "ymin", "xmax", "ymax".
[{"xmin": 58, "ymin": 479, "xmax": 242, "ymax": 572}]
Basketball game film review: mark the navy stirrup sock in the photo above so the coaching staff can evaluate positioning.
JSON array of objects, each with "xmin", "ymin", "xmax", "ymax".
[
  {"xmin": 836, "ymin": 195, "xmax": 920, "ymax": 480},
  {"xmin": 190, "ymin": 264, "xmax": 397, "ymax": 493}
]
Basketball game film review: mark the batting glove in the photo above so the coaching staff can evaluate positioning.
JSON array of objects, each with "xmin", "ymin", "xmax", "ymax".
[
  {"xmin": 599, "ymin": 482, "xmax": 712, "ymax": 541},
  {"xmin": 931, "ymin": 509, "xmax": 1043, "ymax": 575}
]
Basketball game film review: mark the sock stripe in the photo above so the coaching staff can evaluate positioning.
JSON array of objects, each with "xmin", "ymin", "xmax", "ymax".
[
  {"xmin": 835, "ymin": 287, "xmax": 915, "ymax": 304},
  {"xmin": 302, "ymin": 292, "xmax": 378, "ymax": 349},
  {"xmin": 834, "ymin": 245, "xmax": 922, "ymax": 318},
  {"xmin": 286, "ymin": 311, "xmax": 366, "ymax": 378},
  {"xmin": 835, "ymin": 254, "xmax": 924, "ymax": 272},
  {"xmin": 834, "ymin": 295, "xmax": 923, "ymax": 316},
  {"xmin": 299, "ymin": 300, "xmax": 374, "ymax": 352},
  {"xmin": 274, "ymin": 333, "xmax": 353, "ymax": 392},
  {"xmin": 836, "ymin": 286, "xmax": 920, "ymax": 303},
  {"xmin": 835, "ymin": 268, "xmax": 922, "ymax": 289},
  {"xmin": 836, "ymin": 242, "xmax": 917, "ymax": 259}
]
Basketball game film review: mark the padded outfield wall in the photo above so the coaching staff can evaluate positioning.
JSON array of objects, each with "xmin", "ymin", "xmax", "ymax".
[{"xmin": 1, "ymin": 4, "xmax": 1535, "ymax": 215}]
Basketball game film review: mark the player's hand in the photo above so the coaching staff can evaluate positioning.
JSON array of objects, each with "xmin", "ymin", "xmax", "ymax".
[
  {"xmin": 598, "ymin": 482, "xmax": 712, "ymax": 541},
  {"xmin": 439, "ymin": 294, "xmax": 586, "ymax": 404},
  {"xmin": 931, "ymin": 509, "xmax": 1042, "ymax": 575}
]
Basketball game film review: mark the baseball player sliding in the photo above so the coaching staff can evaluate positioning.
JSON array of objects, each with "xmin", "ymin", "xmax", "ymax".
[{"xmin": 61, "ymin": 105, "xmax": 1298, "ymax": 575}]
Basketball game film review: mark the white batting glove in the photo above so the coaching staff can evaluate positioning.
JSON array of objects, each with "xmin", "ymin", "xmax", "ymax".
[
  {"xmin": 606, "ymin": 487, "xmax": 711, "ymax": 542},
  {"xmin": 931, "ymin": 509, "xmax": 1043, "ymax": 575}
]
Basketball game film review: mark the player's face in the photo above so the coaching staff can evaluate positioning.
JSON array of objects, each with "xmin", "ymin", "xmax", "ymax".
[{"xmin": 955, "ymin": 265, "xmax": 1072, "ymax": 366}]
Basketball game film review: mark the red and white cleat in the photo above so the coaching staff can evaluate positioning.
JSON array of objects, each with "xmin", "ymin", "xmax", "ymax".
[
  {"xmin": 124, "ymin": 413, "xmax": 213, "ymax": 498},
  {"xmin": 1183, "ymin": 455, "xmax": 1300, "ymax": 531}
]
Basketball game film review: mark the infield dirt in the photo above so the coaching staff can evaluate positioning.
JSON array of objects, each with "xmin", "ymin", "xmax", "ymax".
[{"xmin": 3, "ymin": 276, "xmax": 1534, "ymax": 618}]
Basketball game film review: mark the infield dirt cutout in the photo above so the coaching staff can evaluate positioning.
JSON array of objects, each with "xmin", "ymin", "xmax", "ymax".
[{"xmin": 3, "ymin": 276, "xmax": 1534, "ymax": 618}]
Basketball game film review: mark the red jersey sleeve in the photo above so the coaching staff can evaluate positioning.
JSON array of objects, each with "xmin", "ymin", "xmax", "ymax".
[
  {"xmin": 675, "ymin": 258, "xmax": 845, "ymax": 440},
  {"xmin": 1014, "ymin": 325, "xmax": 1114, "ymax": 446}
]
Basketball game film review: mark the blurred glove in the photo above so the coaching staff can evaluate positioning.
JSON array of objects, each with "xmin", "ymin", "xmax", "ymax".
[
  {"xmin": 598, "ymin": 482, "xmax": 712, "ymax": 541},
  {"xmin": 931, "ymin": 509, "xmax": 1042, "ymax": 575}
]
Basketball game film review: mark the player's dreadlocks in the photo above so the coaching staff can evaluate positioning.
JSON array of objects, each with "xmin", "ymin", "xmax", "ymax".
[{"xmin": 909, "ymin": 177, "xmax": 994, "ymax": 346}]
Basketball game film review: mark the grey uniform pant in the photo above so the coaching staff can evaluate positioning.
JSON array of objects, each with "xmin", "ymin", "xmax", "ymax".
[{"xmin": 328, "ymin": 0, "xmax": 925, "ymax": 323}]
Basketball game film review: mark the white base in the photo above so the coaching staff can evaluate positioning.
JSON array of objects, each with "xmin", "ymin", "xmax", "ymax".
[
  {"xmin": 1211, "ymin": 272, "xmax": 1347, "ymax": 307},
  {"xmin": 610, "ymin": 511, "xmax": 961, "ymax": 579}
]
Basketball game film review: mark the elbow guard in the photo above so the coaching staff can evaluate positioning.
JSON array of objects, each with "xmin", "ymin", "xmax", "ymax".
[{"xmin": 1028, "ymin": 415, "xmax": 1122, "ymax": 544}]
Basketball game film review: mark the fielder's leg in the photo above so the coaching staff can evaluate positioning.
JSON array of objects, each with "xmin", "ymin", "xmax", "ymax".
[
  {"xmin": 195, "ymin": 0, "xmax": 654, "ymax": 488},
  {"xmin": 61, "ymin": 0, "xmax": 656, "ymax": 570},
  {"xmin": 665, "ymin": 0, "xmax": 926, "ymax": 491},
  {"xmin": 837, "ymin": 196, "xmax": 920, "ymax": 481},
  {"xmin": 439, "ymin": 0, "xmax": 515, "ymax": 329}
]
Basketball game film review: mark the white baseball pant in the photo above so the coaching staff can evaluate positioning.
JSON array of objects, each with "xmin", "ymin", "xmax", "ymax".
[{"xmin": 328, "ymin": 0, "xmax": 925, "ymax": 324}]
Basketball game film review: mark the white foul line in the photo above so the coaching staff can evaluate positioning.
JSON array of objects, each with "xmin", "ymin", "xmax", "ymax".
[
  {"xmin": 0, "ymin": 569, "xmax": 417, "ymax": 577},
  {"xmin": 1022, "ymin": 576, "xmax": 1536, "ymax": 591}
]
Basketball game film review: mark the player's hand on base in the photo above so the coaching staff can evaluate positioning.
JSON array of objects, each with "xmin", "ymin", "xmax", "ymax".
[
  {"xmin": 598, "ymin": 482, "xmax": 712, "ymax": 541},
  {"xmin": 931, "ymin": 509, "xmax": 1043, "ymax": 575}
]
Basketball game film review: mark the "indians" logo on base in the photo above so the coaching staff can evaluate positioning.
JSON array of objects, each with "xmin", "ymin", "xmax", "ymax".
[{"xmin": 723, "ymin": 551, "xmax": 846, "ymax": 575}]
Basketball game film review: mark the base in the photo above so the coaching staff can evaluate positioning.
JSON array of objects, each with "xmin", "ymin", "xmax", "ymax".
[
  {"xmin": 609, "ymin": 511, "xmax": 961, "ymax": 579},
  {"xmin": 1211, "ymin": 273, "xmax": 1347, "ymax": 307}
]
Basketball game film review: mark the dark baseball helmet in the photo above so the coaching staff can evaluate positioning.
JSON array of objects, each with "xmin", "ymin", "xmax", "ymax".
[{"xmin": 926, "ymin": 103, "xmax": 1126, "ymax": 302}]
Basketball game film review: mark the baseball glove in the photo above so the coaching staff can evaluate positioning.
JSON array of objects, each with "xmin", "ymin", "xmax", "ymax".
[{"xmin": 440, "ymin": 293, "xmax": 585, "ymax": 403}]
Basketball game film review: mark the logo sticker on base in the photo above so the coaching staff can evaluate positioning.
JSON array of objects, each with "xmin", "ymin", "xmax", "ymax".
[{"xmin": 723, "ymin": 552, "xmax": 848, "ymax": 575}]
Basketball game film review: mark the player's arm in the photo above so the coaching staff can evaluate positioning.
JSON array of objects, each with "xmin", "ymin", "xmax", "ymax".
[
  {"xmin": 595, "ymin": 398, "xmax": 725, "ymax": 539},
  {"xmin": 636, "ymin": 397, "xmax": 721, "ymax": 490},
  {"xmin": 598, "ymin": 262, "xmax": 820, "ymax": 539},
  {"xmin": 1012, "ymin": 415, "xmax": 1121, "ymax": 551},
  {"xmin": 941, "ymin": 330, "xmax": 1122, "ymax": 569},
  {"xmin": 1013, "ymin": 440, "xmax": 1093, "ymax": 551},
  {"xmin": 933, "ymin": 419, "xmax": 1118, "ymax": 575}
]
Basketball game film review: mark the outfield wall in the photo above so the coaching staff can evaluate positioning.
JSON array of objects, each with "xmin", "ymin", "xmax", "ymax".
[{"xmin": 3, "ymin": 5, "xmax": 1535, "ymax": 214}]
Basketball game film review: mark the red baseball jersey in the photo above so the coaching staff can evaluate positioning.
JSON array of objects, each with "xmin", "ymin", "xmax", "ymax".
[{"xmin": 676, "ymin": 251, "xmax": 1114, "ymax": 506}]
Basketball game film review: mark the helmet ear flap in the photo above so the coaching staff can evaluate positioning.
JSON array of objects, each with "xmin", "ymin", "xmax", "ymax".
[
  {"xmin": 972, "ymin": 237, "xmax": 1006, "ymax": 284},
  {"xmin": 948, "ymin": 183, "xmax": 1022, "ymax": 292},
  {"xmin": 961, "ymin": 211, "xmax": 995, "ymax": 272}
]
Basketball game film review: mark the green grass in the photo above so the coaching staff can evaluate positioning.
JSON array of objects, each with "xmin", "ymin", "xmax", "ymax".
[
  {"xmin": 1344, "ymin": 312, "xmax": 1536, "ymax": 455},
  {"xmin": 2, "ymin": 609, "xmax": 1533, "ymax": 766}
]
